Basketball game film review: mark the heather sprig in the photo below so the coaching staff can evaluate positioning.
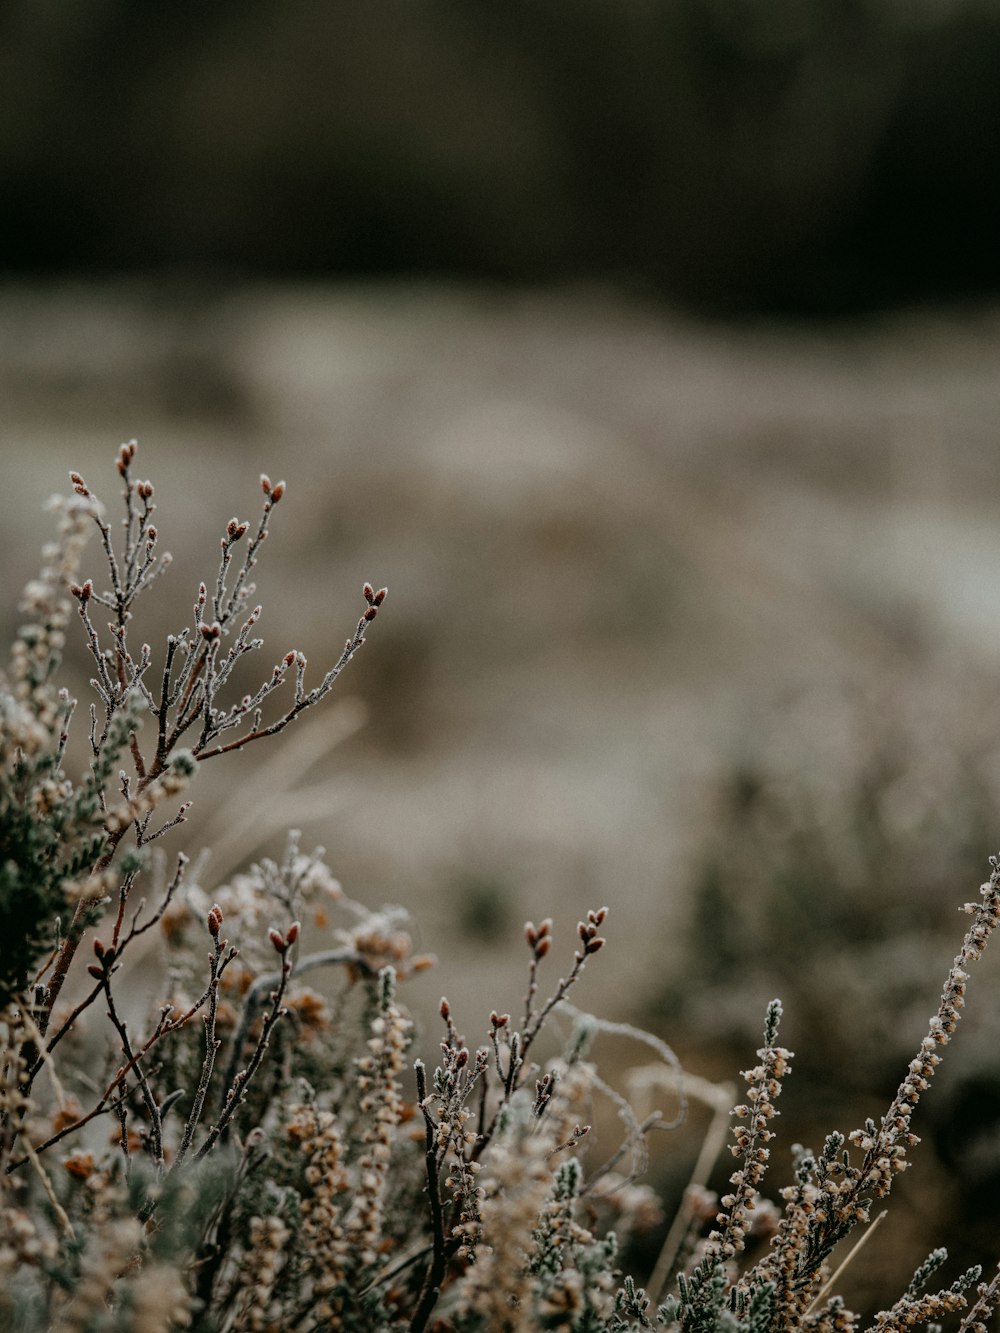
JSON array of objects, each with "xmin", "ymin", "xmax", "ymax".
[
  {"xmin": 34, "ymin": 446, "xmax": 385, "ymax": 1041},
  {"xmin": 658, "ymin": 866, "xmax": 1000, "ymax": 1333}
]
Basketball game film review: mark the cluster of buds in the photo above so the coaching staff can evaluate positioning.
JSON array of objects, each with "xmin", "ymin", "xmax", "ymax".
[
  {"xmin": 555, "ymin": 1123, "xmax": 591, "ymax": 1154},
  {"xmin": 344, "ymin": 969, "xmax": 412, "ymax": 1268},
  {"xmin": 709, "ymin": 1001, "xmax": 791, "ymax": 1263},
  {"xmin": 488, "ymin": 1009, "xmax": 520, "ymax": 1090},
  {"xmin": 963, "ymin": 862, "xmax": 1000, "ymax": 963},
  {"xmin": 260, "ymin": 473, "xmax": 285, "ymax": 505},
  {"xmin": 425, "ymin": 1000, "xmax": 490, "ymax": 1259},
  {"xmin": 525, "ymin": 918, "xmax": 552, "ymax": 959},
  {"xmin": 290, "ymin": 1103, "xmax": 350, "ymax": 1312},
  {"xmin": 362, "ymin": 581, "xmax": 388, "ymax": 623},
  {"xmin": 851, "ymin": 870, "xmax": 1000, "ymax": 1203},
  {"xmin": 533, "ymin": 1070, "xmax": 556, "ymax": 1117},
  {"xmin": 115, "ymin": 440, "xmax": 137, "ymax": 476},
  {"xmin": 235, "ymin": 1215, "xmax": 290, "ymax": 1332},
  {"xmin": 268, "ymin": 920, "xmax": 300, "ymax": 957},
  {"xmin": 224, "ymin": 516, "xmax": 250, "ymax": 544},
  {"xmin": 868, "ymin": 1280, "xmax": 979, "ymax": 1331},
  {"xmin": 206, "ymin": 904, "xmax": 224, "ymax": 941},
  {"xmin": 576, "ymin": 907, "xmax": 607, "ymax": 959},
  {"xmin": 86, "ymin": 937, "xmax": 116, "ymax": 981}
]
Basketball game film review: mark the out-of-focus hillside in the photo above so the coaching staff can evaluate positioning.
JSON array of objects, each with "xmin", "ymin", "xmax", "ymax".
[{"xmin": 3, "ymin": 284, "xmax": 1000, "ymax": 1307}]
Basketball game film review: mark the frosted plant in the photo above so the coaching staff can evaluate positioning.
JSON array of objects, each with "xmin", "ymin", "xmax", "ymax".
[{"xmin": 1, "ymin": 442, "xmax": 998, "ymax": 1332}]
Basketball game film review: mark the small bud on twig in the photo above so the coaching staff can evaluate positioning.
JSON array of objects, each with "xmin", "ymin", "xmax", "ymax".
[{"xmin": 116, "ymin": 440, "xmax": 137, "ymax": 476}]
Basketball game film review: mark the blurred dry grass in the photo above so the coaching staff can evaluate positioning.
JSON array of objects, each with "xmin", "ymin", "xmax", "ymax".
[
  {"xmin": 3, "ymin": 283, "xmax": 1000, "ymax": 975},
  {"xmin": 3, "ymin": 282, "xmax": 1000, "ymax": 1308}
]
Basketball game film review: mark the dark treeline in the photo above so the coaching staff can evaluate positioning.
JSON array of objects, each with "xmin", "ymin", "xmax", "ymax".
[{"xmin": 2, "ymin": 0, "xmax": 998, "ymax": 315}]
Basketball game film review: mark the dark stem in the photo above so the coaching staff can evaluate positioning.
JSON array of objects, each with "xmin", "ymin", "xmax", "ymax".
[
  {"xmin": 194, "ymin": 953, "xmax": 292, "ymax": 1162},
  {"xmin": 409, "ymin": 1060, "xmax": 449, "ymax": 1333}
]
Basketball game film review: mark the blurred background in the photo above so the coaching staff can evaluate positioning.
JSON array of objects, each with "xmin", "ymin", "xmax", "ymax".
[{"xmin": 3, "ymin": 0, "xmax": 1000, "ymax": 1313}]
